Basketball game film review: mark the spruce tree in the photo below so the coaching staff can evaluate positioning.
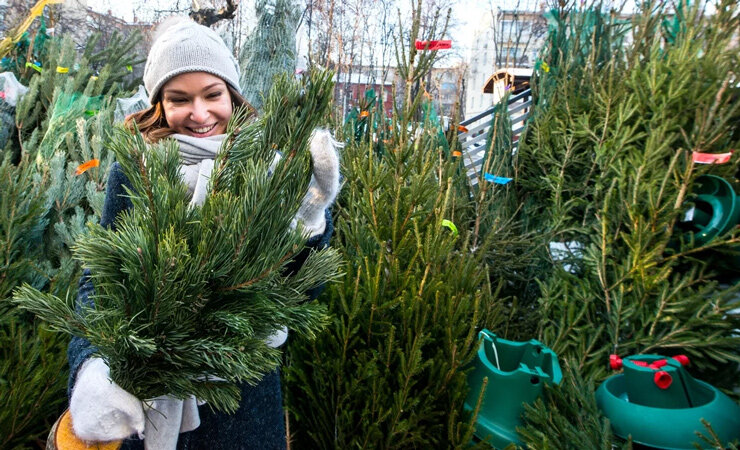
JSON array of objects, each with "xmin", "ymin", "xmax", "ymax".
[
  {"xmin": 0, "ymin": 26, "xmax": 143, "ymax": 447},
  {"xmin": 14, "ymin": 70, "xmax": 341, "ymax": 412},
  {"xmin": 509, "ymin": 0, "xmax": 740, "ymax": 446},
  {"xmin": 283, "ymin": 2, "xmax": 508, "ymax": 447},
  {"xmin": 239, "ymin": 0, "xmax": 301, "ymax": 111}
]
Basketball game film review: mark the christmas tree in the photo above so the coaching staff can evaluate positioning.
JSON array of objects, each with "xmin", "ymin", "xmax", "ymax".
[
  {"xmin": 239, "ymin": 0, "xmax": 301, "ymax": 111},
  {"xmin": 1, "ymin": 13, "xmax": 144, "ymax": 446},
  {"xmin": 508, "ymin": 0, "xmax": 740, "ymax": 446},
  {"xmin": 283, "ymin": 2, "xmax": 516, "ymax": 447}
]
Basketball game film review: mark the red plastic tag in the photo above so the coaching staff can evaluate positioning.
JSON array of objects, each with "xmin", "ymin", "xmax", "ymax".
[
  {"xmin": 415, "ymin": 40, "xmax": 452, "ymax": 51},
  {"xmin": 692, "ymin": 151, "xmax": 733, "ymax": 164}
]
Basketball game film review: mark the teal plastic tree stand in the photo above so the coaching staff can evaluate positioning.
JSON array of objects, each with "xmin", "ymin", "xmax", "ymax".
[
  {"xmin": 596, "ymin": 354, "xmax": 740, "ymax": 449},
  {"xmin": 682, "ymin": 174, "xmax": 740, "ymax": 247},
  {"xmin": 464, "ymin": 329, "xmax": 562, "ymax": 448}
]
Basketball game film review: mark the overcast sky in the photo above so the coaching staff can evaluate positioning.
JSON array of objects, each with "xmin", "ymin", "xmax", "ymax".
[{"xmin": 86, "ymin": 0, "xmax": 524, "ymax": 64}]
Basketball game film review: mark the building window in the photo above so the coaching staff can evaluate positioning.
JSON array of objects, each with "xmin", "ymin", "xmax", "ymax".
[{"xmin": 500, "ymin": 20, "xmax": 520, "ymax": 38}]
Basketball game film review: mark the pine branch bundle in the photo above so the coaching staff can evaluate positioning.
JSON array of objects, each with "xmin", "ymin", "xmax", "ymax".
[
  {"xmin": 14, "ymin": 70, "xmax": 342, "ymax": 413},
  {"xmin": 515, "ymin": 0, "xmax": 740, "ymax": 384}
]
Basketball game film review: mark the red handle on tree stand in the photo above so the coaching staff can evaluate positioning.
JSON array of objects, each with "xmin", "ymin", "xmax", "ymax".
[
  {"xmin": 654, "ymin": 371, "xmax": 673, "ymax": 389},
  {"xmin": 610, "ymin": 354, "xmax": 690, "ymax": 371},
  {"xmin": 672, "ymin": 355, "xmax": 690, "ymax": 366},
  {"xmin": 610, "ymin": 354, "xmax": 623, "ymax": 370},
  {"xmin": 649, "ymin": 359, "xmax": 667, "ymax": 370}
]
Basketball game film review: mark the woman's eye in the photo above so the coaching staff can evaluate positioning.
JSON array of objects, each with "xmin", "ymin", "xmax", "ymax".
[
  {"xmin": 207, "ymin": 91, "xmax": 222, "ymax": 99},
  {"xmin": 169, "ymin": 98, "xmax": 187, "ymax": 104}
]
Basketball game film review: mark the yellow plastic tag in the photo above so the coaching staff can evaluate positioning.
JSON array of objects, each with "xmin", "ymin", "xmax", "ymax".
[{"xmin": 56, "ymin": 66, "xmax": 69, "ymax": 73}]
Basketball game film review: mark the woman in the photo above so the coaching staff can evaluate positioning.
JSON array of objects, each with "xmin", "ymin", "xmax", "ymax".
[{"xmin": 66, "ymin": 16, "xmax": 339, "ymax": 450}]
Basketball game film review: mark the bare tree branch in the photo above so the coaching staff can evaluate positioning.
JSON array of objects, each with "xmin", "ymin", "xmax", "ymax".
[{"xmin": 189, "ymin": 0, "xmax": 240, "ymax": 26}]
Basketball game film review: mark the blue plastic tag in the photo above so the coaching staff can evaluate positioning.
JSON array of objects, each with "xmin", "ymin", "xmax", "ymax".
[{"xmin": 484, "ymin": 173, "xmax": 512, "ymax": 185}]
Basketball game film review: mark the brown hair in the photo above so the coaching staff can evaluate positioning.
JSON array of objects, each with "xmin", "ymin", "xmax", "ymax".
[{"xmin": 124, "ymin": 84, "xmax": 255, "ymax": 143}]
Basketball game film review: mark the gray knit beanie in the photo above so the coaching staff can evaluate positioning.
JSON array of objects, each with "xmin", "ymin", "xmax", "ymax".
[{"xmin": 143, "ymin": 16, "xmax": 241, "ymax": 104}]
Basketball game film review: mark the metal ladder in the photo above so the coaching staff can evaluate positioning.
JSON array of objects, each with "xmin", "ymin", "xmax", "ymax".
[{"xmin": 458, "ymin": 89, "xmax": 532, "ymax": 187}]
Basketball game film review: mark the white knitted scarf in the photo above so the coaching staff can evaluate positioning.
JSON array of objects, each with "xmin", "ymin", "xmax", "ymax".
[{"xmin": 172, "ymin": 133, "xmax": 225, "ymax": 207}]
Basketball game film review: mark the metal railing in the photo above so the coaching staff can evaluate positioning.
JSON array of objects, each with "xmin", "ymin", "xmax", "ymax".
[{"xmin": 458, "ymin": 89, "xmax": 532, "ymax": 187}]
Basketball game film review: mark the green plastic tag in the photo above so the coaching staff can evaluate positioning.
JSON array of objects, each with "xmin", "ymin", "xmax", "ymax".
[
  {"xmin": 26, "ymin": 62, "xmax": 42, "ymax": 73},
  {"xmin": 441, "ymin": 219, "xmax": 458, "ymax": 237}
]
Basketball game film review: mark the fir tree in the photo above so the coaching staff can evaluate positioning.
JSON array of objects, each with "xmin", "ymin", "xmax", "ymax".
[
  {"xmin": 0, "ymin": 151, "xmax": 70, "ymax": 448},
  {"xmin": 518, "ymin": 359, "xmax": 627, "ymax": 450},
  {"xmin": 510, "ymin": 0, "xmax": 740, "ymax": 446},
  {"xmin": 284, "ymin": 2, "xmax": 506, "ymax": 447},
  {"xmin": 239, "ymin": 0, "xmax": 301, "ymax": 111},
  {"xmin": 0, "ymin": 26, "xmax": 143, "ymax": 447}
]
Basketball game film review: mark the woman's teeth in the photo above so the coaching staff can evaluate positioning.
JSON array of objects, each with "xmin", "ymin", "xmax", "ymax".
[{"xmin": 191, "ymin": 124, "xmax": 216, "ymax": 134}]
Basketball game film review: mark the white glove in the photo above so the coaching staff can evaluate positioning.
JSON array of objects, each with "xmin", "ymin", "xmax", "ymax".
[
  {"xmin": 69, "ymin": 358, "xmax": 145, "ymax": 442},
  {"xmin": 142, "ymin": 395, "xmax": 200, "ymax": 450},
  {"xmin": 265, "ymin": 325, "xmax": 288, "ymax": 347},
  {"xmin": 293, "ymin": 128, "xmax": 341, "ymax": 238}
]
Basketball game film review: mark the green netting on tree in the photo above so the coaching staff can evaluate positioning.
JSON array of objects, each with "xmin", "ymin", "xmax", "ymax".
[
  {"xmin": 239, "ymin": 0, "xmax": 300, "ymax": 111},
  {"xmin": 37, "ymin": 92, "xmax": 104, "ymax": 160},
  {"xmin": 421, "ymin": 98, "xmax": 450, "ymax": 156}
]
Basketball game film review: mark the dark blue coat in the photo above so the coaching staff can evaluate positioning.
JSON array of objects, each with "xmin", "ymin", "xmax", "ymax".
[{"xmin": 67, "ymin": 162, "xmax": 333, "ymax": 450}]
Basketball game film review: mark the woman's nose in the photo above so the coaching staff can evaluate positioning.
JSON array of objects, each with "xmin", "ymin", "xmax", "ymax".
[{"xmin": 189, "ymin": 98, "xmax": 209, "ymax": 123}]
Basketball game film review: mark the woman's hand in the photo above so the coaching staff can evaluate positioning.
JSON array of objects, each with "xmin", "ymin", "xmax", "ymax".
[
  {"xmin": 293, "ymin": 128, "xmax": 341, "ymax": 237},
  {"xmin": 69, "ymin": 358, "xmax": 145, "ymax": 442}
]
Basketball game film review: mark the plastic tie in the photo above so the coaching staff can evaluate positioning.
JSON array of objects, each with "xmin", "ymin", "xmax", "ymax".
[
  {"xmin": 25, "ymin": 61, "xmax": 42, "ymax": 73},
  {"xmin": 484, "ymin": 173, "xmax": 513, "ymax": 185}
]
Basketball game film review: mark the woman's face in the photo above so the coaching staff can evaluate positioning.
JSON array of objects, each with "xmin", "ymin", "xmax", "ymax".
[{"xmin": 161, "ymin": 72, "xmax": 233, "ymax": 138}]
